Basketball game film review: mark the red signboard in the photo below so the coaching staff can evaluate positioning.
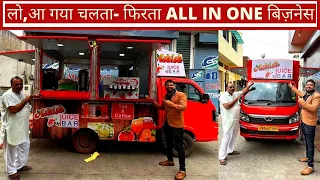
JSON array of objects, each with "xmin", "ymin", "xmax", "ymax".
[
  {"xmin": 0, "ymin": 1, "xmax": 318, "ymax": 29},
  {"xmin": 111, "ymin": 102, "xmax": 135, "ymax": 120}
]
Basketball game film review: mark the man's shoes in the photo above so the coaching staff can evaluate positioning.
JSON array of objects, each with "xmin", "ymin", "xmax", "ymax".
[
  {"xmin": 175, "ymin": 170, "xmax": 186, "ymax": 180},
  {"xmin": 298, "ymin": 157, "xmax": 308, "ymax": 162},
  {"xmin": 219, "ymin": 159, "xmax": 227, "ymax": 165},
  {"xmin": 228, "ymin": 151, "xmax": 240, "ymax": 155},
  {"xmin": 300, "ymin": 166, "xmax": 314, "ymax": 175},
  {"xmin": 9, "ymin": 173, "xmax": 20, "ymax": 180},
  {"xmin": 17, "ymin": 165, "xmax": 32, "ymax": 172},
  {"xmin": 159, "ymin": 160, "xmax": 174, "ymax": 166}
]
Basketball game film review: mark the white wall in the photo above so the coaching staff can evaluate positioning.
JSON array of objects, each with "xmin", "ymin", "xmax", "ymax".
[{"xmin": 0, "ymin": 30, "xmax": 34, "ymax": 88}]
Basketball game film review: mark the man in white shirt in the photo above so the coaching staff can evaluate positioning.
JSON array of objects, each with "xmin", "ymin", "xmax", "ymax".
[
  {"xmin": 219, "ymin": 81, "xmax": 254, "ymax": 165},
  {"xmin": 0, "ymin": 76, "xmax": 41, "ymax": 180}
]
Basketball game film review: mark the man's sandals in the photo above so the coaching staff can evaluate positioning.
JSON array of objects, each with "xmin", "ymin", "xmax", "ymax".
[
  {"xmin": 219, "ymin": 151, "xmax": 240, "ymax": 165},
  {"xmin": 228, "ymin": 151, "xmax": 240, "ymax": 155},
  {"xmin": 9, "ymin": 166, "xmax": 32, "ymax": 180},
  {"xmin": 17, "ymin": 166, "xmax": 32, "ymax": 172},
  {"xmin": 219, "ymin": 159, "xmax": 227, "ymax": 165},
  {"xmin": 9, "ymin": 173, "xmax": 20, "ymax": 180}
]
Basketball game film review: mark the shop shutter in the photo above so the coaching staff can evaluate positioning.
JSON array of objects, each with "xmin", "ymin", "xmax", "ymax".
[
  {"xmin": 177, "ymin": 33, "xmax": 191, "ymax": 69},
  {"xmin": 305, "ymin": 44, "xmax": 320, "ymax": 68}
]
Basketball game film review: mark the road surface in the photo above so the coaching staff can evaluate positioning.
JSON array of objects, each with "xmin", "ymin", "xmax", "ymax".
[{"xmin": 0, "ymin": 138, "xmax": 218, "ymax": 180}]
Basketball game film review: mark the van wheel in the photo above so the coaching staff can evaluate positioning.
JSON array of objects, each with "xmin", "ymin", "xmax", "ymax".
[
  {"xmin": 172, "ymin": 132, "xmax": 194, "ymax": 157},
  {"xmin": 72, "ymin": 129, "xmax": 98, "ymax": 154},
  {"xmin": 162, "ymin": 131, "xmax": 194, "ymax": 157}
]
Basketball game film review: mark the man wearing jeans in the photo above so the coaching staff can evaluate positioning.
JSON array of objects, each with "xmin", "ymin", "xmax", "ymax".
[
  {"xmin": 289, "ymin": 79, "xmax": 320, "ymax": 175},
  {"xmin": 151, "ymin": 79, "xmax": 187, "ymax": 180}
]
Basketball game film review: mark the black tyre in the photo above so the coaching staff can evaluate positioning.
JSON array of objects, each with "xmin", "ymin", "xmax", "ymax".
[
  {"xmin": 72, "ymin": 128, "xmax": 99, "ymax": 154},
  {"xmin": 172, "ymin": 132, "xmax": 194, "ymax": 157},
  {"xmin": 162, "ymin": 131, "xmax": 194, "ymax": 157}
]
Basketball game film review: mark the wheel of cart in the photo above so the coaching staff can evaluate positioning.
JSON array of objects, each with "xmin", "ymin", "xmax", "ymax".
[
  {"xmin": 161, "ymin": 129, "xmax": 195, "ymax": 157},
  {"xmin": 72, "ymin": 128, "xmax": 99, "ymax": 154}
]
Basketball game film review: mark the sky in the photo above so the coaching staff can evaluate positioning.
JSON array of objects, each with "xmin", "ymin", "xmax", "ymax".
[
  {"xmin": 241, "ymin": 30, "xmax": 293, "ymax": 60},
  {"xmin": 9, "ymin": 30, "xmax": 293, "ymax": 60}
]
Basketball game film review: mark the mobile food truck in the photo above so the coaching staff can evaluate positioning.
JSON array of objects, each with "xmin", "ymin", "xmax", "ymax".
[
  {"xmin": 0, "ymin": 30, "xmax": 218, "ymax": 156},
  {"xmin": 227, "ymin": 59, "xmax": 320, "ymax": 140}
]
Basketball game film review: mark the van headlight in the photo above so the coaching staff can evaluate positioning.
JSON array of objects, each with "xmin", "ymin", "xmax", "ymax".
[
  {"xmin": 289, "ymin": 113, "xmax": 299, "ymax": 124},
  {"xmin": 240, "ymin": 110, "xmax": 249, "ymax": 122}
]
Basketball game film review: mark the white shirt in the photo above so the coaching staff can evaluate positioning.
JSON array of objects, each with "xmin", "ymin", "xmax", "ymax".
[
  {"xmin": 1, "ymin": 88, "xmax": 30, "ymax": 145},
  {"xmin": 219, "ymin": 91, "xmax": 242, "ymax": 132}
]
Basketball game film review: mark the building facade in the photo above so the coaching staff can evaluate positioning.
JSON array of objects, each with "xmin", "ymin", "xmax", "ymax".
[
  {"xmin": 0, "ymin": 30, "xmax": 34, "ymax": 95},
  {"xmin": 288, "ymin": 30, "xmax": 320, "ymax": 87},
  {"xmin": 173, "ymin": 30, "xmax": 244, "ymax": 112},
  {"xmin": 288, "ymin": 30, "xmax": 320, "ymax": 117},
  {"xmin": 218, "ymin": 30, "xmax": 244, "ymax": 92}
]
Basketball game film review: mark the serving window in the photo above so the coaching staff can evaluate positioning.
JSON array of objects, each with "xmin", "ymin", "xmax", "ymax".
[
  {"xmin": 96, "ymin": 40, "xmax": 162, "ymax": 100},
  {"xmin": 16, "ymin": 36, "xmax": 93, "ymax": 99}
]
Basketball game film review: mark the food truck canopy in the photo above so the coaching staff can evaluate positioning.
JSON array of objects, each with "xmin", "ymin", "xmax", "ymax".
[
  {"xmin": 299, "ymin": 67, "xmax": 320, "ymax": 77},
  {"xmin": 18, "ymin": 36, "xmax": 91, "ymax": 62},
  {"xmin": 13, "ymin": 36, "xmax": 170, "ymax": 64},
  {"xmin": 0, "ymin": 50, "xmax": 35, "ymax": 65},
  {"xmin": 226, "ymin": 67, "xmax": 247, "ymax": 78}
]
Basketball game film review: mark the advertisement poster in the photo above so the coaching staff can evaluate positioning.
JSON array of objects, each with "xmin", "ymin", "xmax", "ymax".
[
  {"xmin": 87, "ymin": 122, "xmax": 114, "ymax": 140},
  {"xmin": 191, "ymin": 48, "xmax": 220, "ymax": 113},
  {"xmin": 156, "ymin": 48, "xmax": 186, "ymax": 77},
  {"xmin": 252, "ymin": 60, "xmax": 293, "ymax": 79},
  {"xmin": 118, "ymin": 117, "xmax": 156, "ymax": 142},
  {"xmin": 111, "ymin": 102, "xmax": 135, "ymax": 120}
]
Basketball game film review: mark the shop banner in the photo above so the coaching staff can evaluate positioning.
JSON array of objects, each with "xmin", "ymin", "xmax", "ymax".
[
  {"xmin": 156, "ymin": 48, "xmax": 186, "ymax": 77},
  {"xmin": 2, "ymin": 1, "xmax": 317, "ymax": 29},
  {"xmin": 252, "ymin": 60, "xmax": 293, "ymax": 80},
  {"xmin": 188, "ymin": 69, "xmax": 220, "ymax": 113}
]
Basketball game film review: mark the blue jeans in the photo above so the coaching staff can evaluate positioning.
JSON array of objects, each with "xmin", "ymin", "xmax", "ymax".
[{"xmin": 301, "ymin": 122, "xmax": 316, "ymax": 167}]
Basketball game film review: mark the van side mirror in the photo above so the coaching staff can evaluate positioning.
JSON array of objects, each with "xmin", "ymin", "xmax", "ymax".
[{"xmin": 201, "ymin": 94, "xmax": 210, "ymax": 103}]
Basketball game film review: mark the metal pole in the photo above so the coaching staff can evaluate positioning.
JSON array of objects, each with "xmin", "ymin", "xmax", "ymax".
[
  {"xmin": 33, "ymin": 48, "xmax": 42, "ymax": 94},
  {"xmin": 90, "ymin": 43, "xmax": 98, "ymax": 100}
]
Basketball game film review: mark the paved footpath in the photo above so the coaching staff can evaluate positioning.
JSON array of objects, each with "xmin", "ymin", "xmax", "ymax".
[
  {"xmin": 219, "ymin": 118, "xmax": 320, "ymax": 180},
  {"xmin": 0, "ymin": 138, "xmax": 218, "ymax": 180}
]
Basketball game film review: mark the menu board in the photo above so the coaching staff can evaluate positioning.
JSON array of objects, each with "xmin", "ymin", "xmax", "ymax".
[{"xmin": 252, "ymin": 60, "xmax": 293, "ymax": 79}]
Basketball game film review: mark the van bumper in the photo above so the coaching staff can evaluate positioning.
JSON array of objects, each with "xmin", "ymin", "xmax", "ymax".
[{"xmin": 239, "ymin": 121, "xmax": 299, "ymax": 140}]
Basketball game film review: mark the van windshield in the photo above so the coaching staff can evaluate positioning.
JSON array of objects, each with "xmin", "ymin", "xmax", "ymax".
[{"xmin": 243, "ymin": 82, "xmax": 296, "ymax": 106}]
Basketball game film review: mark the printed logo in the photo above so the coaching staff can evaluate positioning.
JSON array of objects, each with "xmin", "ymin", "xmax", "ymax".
[
  {"xmin": 201, "ymin": 56, "xmax": 219, "ymax": 69},
  {"xmin": 34, "ymin": 105, "xmax": 66, "ymax": 120},
  {"xmin": 191, "ymin": 71, "xmax": 204, "ymax": 79}
]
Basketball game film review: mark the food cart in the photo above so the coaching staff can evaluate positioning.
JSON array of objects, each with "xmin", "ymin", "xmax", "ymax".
[{"xmin": 0, "ymin": 30, "xmax": 218, "ymax": 156}]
